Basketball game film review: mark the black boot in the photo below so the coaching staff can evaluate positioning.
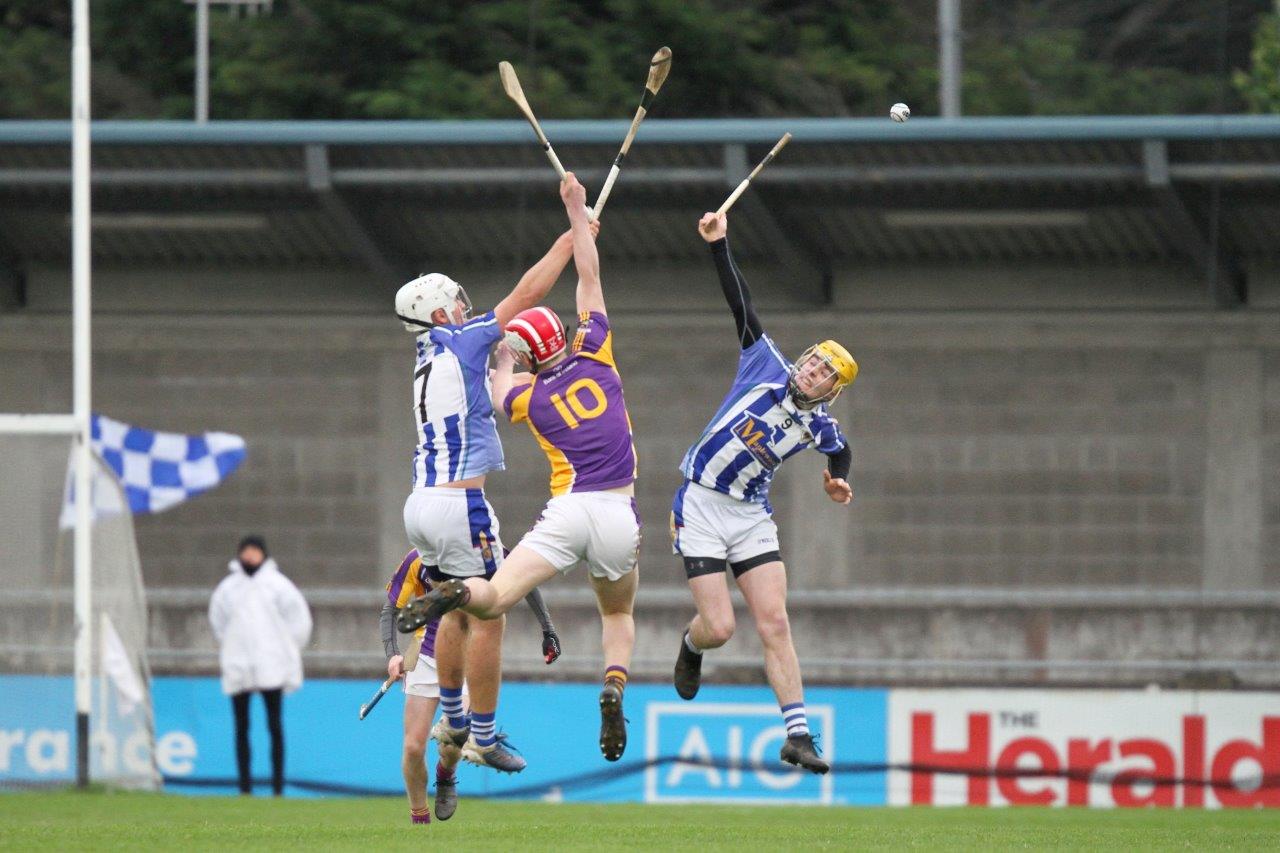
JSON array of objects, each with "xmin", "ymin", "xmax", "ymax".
[
  {"xmin": 598, "ymin": 681, "xmax": 627, "ymax": 761},
  {"xmin": 397, "ymin": 579, "xmax": 470, "ymax": 633},
  {"xmin": 673, "ymin": 632, "xmax": 703, "ymax": 701},
  {"xmin": 780, "ymin": 733, "xmax": 829, "ymax": 775}
]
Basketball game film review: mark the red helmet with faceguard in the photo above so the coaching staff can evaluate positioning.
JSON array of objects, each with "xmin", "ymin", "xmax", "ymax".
[{"xmin": 503, "ymin": 307, "xmax": 566, "ymax": 370}]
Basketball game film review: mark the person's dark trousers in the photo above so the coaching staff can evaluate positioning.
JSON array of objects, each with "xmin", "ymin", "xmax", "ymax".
[{"xmin": 231, "ymin": 688, "xmax": 285, "ymax": 795}]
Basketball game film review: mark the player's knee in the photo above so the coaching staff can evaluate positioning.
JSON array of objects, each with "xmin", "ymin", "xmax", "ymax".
[
  {"xmin": 704, "ymin": 615, "xmax": 736, "ymax": 646},
  {"xmin": 755, "ymin": 610, "xmax": 791, "ymax": 643},
  {"xmin": 403, "ymin": 733, "xmax": 428, "ymax": 757}
]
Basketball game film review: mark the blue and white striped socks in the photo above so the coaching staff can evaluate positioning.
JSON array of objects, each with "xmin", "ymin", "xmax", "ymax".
[
  {"xmin": 440, "ymin": 686, "xmax": 466, "ymax": 729},
  {"xmin": 471, "ymin": 711, "xmax": 497, "ymax": 746},
  {"xmin": 781, "ymin": 702, "xmax": 809, "ymax": 737}
]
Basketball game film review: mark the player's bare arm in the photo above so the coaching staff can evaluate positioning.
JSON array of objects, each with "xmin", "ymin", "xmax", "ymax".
[
  {"xmin": 699, "ymin": 212, "xmax": 764, "ymax": 349},
  {"xmin": 489, "ymin": 341, "xmax": 518, "ymax": 413},
  {"xmin": 562, "ymin": 172, "xmax": 606, "ymax": 316},
  {"xmin": 489, "ymin": 342, "xmax": 532, "ymax": 414},
  {"xmin": 493, "ymin": 229, "xmax": 575, "ymax": 327},
  {"xmin": 494, "ymin": 193, "xmax": 602, "ymax": 328}
]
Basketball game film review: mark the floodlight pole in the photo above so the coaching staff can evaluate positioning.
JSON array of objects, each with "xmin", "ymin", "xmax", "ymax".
[
  {"xmin": 938, "ymin": 0, "xmax": 962, "ymax": 118},
  {"xmin": 71, "ymin": 0, "xmax": 94, "ymax": 788},
  {"xmin": 195, "ymin": 0, "xmax": 210, "ymax": 123},
  {"xmin": 191, "ymin": 1, "xmax": 268, "ymax": 123}
]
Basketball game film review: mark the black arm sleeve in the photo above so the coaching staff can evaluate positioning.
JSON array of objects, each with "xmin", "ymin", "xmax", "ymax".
[
  {"xmin": 826, "ymin": 442, "xmax": 852, "ymax": 481},
  {"xmin": 710, "ymin": 237, "xmax": 764, "ymax": 349},
  {"xmin": 523, "ymin": 588, "xmax": 556, "ymax": 634},
  {"xmin": 379, "ymin": 601, "xmax": 400, "ymax": 661}
]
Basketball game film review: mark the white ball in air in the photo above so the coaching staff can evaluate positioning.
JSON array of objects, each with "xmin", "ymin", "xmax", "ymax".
[{"xmin": 890, "ymin": 102, "xmax": 910, "ymax": 123}]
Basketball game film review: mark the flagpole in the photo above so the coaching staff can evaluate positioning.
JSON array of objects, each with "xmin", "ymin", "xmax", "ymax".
[{"xmin": 71, "ymin": 0, "xmax": 93, "ymax": 789}]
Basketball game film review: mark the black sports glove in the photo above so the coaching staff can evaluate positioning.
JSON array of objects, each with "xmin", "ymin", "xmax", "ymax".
[{"xmin": 542, "ymin": 630, "xmax": 562, "ymax": 664}]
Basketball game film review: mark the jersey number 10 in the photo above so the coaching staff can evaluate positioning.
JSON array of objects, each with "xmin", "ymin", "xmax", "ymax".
[{"xmin": 549, "ymin": 378, "xmax": 608, "ymax": 429}]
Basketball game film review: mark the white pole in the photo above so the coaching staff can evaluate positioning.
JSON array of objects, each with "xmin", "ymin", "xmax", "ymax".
[
  {"xmin": 71, "ymin": 0, "xmax": 94, "ymax": 788},
  {"xmin": 196, "ymin": 0, "xmax": 209, "ymax": 122},
  {"xmin": 938, "ymin": 0, "xmax": 962, "ymax": 118}
]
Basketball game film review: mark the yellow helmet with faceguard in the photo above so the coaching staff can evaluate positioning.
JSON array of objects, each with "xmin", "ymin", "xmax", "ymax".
[{"xmin": 788, "ymin": 339, "xmax": 858, "ymax": 408}]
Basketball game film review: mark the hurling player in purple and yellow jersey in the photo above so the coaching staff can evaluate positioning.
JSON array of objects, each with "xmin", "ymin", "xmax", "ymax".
[
  {"xmin": 380, "ymin": 549, "xmax": 561, "ymax": 824},
  {"xmin": 398, "ymin": 172, "xmax": 639, "ymax": 763}
]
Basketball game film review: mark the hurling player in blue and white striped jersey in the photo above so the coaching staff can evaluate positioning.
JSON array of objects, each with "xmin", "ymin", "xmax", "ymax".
[
  {"xmin": 393, "ymin": 216, "xmax": 594, "ymax": 774},
  {"xmin": 670, "ymin": 211, "xmax": 857, "ymax": 775}
]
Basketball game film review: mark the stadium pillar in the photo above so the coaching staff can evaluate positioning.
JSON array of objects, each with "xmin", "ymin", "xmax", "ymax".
[
  {"xmin": 0, "ymin": 254, "xmax": 23, "ymax": 311},
  {"xmin": 1201, "ymin": 349, "xmax": 1263, "ymax": 590},
  {"xmin": 375, "ymin": 352, "xmax": 408, "ymax": 577}
]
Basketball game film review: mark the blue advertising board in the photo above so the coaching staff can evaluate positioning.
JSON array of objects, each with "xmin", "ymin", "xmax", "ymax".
[{"xmin": 1, "ymin": 675, "xmax": 887, "ymax": 804}]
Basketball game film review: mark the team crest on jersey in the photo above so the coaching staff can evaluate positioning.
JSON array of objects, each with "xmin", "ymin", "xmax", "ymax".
[
  {"xmin": 731, "ymin": 413, "xmax": 782, "ymax": 468},
  {"xmin": 477, "ymin": 530, "xmax": 495, "ymax": 565}
]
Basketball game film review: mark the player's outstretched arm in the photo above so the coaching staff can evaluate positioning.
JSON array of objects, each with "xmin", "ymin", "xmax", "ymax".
[
  {"xmin": 494, "ymin": 229, "xmax": 575, "ymax": 328},
  {"xmin": 489, "ymin": 342, "xmax": 526, "ymax": 414},
  {"xmin": 698, "ymin": 212, "xmax": 764, "ymax": 349},
  {"xmin": 523, "ymin": 587, "xmax": 562, "ymax": 664},
  {"xmin": 562, "ymin": 172, "xmax": 606, "ymax": 316},
  {"xmin": 823, "ymin": 442, "xmax": 853, "ymax": 505}
]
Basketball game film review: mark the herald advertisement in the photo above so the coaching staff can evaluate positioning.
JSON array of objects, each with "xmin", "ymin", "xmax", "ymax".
[{"xmin": 888, "ymin": 689, "xmax": 1279, "ymax": 808}]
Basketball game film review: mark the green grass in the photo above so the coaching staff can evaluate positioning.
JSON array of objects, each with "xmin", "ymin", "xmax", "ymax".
[{"xmin": 1, "ymin": 791, "xmax": 1278, "ymax": 850}]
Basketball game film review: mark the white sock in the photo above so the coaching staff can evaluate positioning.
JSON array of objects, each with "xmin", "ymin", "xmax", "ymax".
[{"xmin": 782, "ymin": 702, "xmax": 809, "ymax": 737}]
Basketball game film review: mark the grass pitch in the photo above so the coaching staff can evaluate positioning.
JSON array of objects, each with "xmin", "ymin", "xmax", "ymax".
[{"xmin": 2, "ymin": 791, "xmax": 1278, "ymax": 850}]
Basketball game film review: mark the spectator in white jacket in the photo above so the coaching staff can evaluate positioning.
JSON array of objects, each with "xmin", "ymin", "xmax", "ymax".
[{"xmin": 208, "ymin": 535, "xmax": 312, "ymax": 796}]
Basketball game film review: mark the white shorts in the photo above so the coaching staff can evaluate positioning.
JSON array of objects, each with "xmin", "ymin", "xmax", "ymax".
[
  {"xmin": 518, "ymin": 491, "xmax": 640, "ymax": 582},
  {"xmin": 404, "ymin": 654, "xmax": 469, "ymax": 701},
  {"xmin": 671, "ymin": 481, "xmax": 780, "ymax": 569},
  {"xmin": 404, "ymin": 653, "xmax": 440, "ymax": 699},
  {"xmin": 403, "ymin": 486, "xmax": 504, "ymax": 579}
]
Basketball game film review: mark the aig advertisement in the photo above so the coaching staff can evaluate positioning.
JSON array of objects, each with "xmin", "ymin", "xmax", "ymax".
[{"xmin": 151, "ymin": 680, "xmax": 887, "ymax": 804}]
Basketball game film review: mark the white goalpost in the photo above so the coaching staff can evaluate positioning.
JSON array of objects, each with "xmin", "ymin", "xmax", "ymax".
[{"xmin": 0, "ymin": 0, "xmax": 96, "ymax": 787}]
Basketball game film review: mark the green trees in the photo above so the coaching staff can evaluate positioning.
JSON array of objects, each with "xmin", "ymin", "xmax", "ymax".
[
  {"xmin": 0, "ymin": 0, "xmax": 1269, "ymax": 120},
  {"xmin": 1235, "ymin": 12, "xmax": 1280, "ymax": 112}
]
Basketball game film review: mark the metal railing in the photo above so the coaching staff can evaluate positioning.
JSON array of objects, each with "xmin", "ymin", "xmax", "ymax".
[{"xmin": 2, "ymin": 115, "xmax": 1280, "ymax": 146}]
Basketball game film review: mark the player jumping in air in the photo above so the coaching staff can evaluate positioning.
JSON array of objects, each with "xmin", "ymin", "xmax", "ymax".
[
  {"xmin": 669, "ymin": 211, "xmax": 856, "ymax": 775},
  {"xmin": 393, "ymin": 201, "xmax": 590, "ymax": 774},
  {"xmin": 399, "ymin": 172, "xmax": 641, "ymax": 762},
  {"xmin": 381, "ymin": 549, "xmax": 560, "ymax": 823}
]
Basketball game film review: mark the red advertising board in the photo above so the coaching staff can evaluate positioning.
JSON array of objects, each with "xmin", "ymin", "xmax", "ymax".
[{"xmin": 888, "ymin": 690, "xmax": 1279, "ymax": 808}]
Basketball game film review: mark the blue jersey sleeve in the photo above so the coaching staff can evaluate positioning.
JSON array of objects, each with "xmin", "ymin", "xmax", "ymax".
[
  {"xmin": 430, "ymin": 311, "xmax": 503, "ymax": 368},
  {"xmin": 807, "ymin": 410, "xmax": 847, "ymax": 455},
  {"xmin": 733, "ymin": 334, "xmax": 791, "ymax": 390}
]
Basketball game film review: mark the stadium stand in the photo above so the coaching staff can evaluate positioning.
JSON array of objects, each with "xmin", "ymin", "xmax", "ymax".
[{"xmin": 2, "ymin": 117, "xmax": 1278, "ymax": 687}]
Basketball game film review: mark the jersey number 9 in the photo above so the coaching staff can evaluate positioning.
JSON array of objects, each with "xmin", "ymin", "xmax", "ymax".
[{"xmin": 549, "ymin": 378, "xmax": 608, "ymax": 429}]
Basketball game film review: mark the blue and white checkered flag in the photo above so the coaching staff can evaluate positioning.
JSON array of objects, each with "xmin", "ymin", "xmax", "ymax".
[{"xmin": 61, "ymin": 414, "xmax": 246, "ymax": 526}]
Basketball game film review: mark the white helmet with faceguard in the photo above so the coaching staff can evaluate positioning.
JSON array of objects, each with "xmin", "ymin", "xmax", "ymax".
[
  {"xmin": 394, "ymin": 273, "xmax": 473, "ymax": 332},
  {"xmin": 788, "ymin": 339, "xmax": 858, "ymax": 409}
]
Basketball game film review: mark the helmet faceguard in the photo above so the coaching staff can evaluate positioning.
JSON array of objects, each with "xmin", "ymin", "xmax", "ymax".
[
  {"xmin": 504, "ymin": 307, "xmax": 567, "ymax": 373},
  {"xmin": 788, "ymin": 340, "xmax": 858, "ymax": 408},
  {"xmin": 395, "ymin": 273, "xmax": 472, "ymax": 332}
]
